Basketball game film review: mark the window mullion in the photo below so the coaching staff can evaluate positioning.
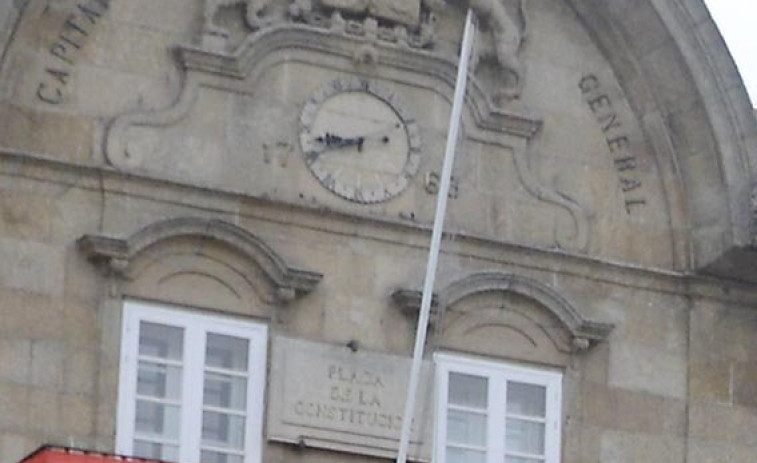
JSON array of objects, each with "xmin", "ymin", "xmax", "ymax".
[
  {"xmin": 489, "ymin": 372, "xmax": 506, "ymax": 463},
  {"xmin": 244, "ymin": 328, "xmax": 267, "ymax": 463},
  {"xmin": 545, "ymin": 379, "xmax": 562, "ymax": 463},
  {"xmin": 434, "ymin": 363, "xmax": 449, "ymax": 463},
  {"xmin": 180, "ymin": 323, "xmax": 206, "ymax": 463},
  {"xmin": 116, "ymin": 307, "xmax": 139, "ymax": 456}
]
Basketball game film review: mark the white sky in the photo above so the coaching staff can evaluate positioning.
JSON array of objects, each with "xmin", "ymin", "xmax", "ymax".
[{"xmin": 703, "ymin": 0, "xmax": 757, "ymax": 107}]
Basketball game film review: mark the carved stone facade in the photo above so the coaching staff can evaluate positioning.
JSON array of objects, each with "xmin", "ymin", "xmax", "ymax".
[{"xmin": 0, "ymin": 0, "xmax": 756, "ymax": 463}]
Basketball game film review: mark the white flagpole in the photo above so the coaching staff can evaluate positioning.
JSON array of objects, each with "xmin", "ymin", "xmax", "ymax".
[{"xmin": 395, "ymin": 9, "xmax": 477, "ymax": 463}]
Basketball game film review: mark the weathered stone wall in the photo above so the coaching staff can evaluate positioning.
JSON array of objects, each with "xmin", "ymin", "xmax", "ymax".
[{"xmin": 0, "ymin": 1, "xmax": 756, "ymax": 463}]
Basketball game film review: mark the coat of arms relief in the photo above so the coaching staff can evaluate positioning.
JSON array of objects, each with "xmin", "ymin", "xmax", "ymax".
[{"xmin": 202, "ymin": 0, "xmax": 528, "ymax": 104}]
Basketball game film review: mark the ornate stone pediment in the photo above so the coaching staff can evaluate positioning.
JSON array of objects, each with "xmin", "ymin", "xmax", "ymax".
[
  {"xmin": 201, "ymin": 0, "xmax": 528, "ymax": 103},
  {"xmin": 103, "ymin": 10, "xmax": 590, "ymax": 252}
]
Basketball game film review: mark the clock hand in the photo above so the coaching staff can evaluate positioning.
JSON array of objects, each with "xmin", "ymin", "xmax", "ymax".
[
  {"xmin": 314, "ymin": 133, "xmax": 364, "ymax": 150},
  {"xmin": 313, "ymin": 122, "xmax": 398, "ymax": 153},
  {"xmin": 353, "ymin": 122, "xmax": 402, "ymax": 143}
]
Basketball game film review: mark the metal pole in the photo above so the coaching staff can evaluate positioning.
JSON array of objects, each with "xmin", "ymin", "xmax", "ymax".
[{"xmin": 395, "ymin": 9, "xmax": 477, "ymax": 463}]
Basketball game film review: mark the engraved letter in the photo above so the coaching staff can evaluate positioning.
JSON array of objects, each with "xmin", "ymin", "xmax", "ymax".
[
  {"xmin": 294, "ymin": 401, "xmax": 305, "ymax": 415},
  {"xmin": 588, "ymin": 95, "xmax": 612, "ymax": 113},
  {"xmin": 46, "ymin": 68, "xmax": 70, "ymax": 86},
  {"xmin": 93, "ymin": 0, "xmax": 110, "ymax": 10},
  {"xmin": 625, "ymin": 198, "xmax": 647, "ymax": 214},
  {"xmin": 36, "ymin": 83, "xmax": 63, "ymax": 104},
  {"xmin": 607, "ymin": 135, "xmax": 630, "ymax": 153},
  {"xmin": 614, "ymin": 156, "xmax": 637, "ymax": 172},
  {"xmin": 64, "ymin": 16, "xmax": 90, "ymax": 37},
  {"xmin": 620, "ymin": 178, "xmax": 642, "ymax": 192},
  {"xmin": 579, "ymin": 74, "xmax": 600, "ymax": 93},
  {"xmin": 77, "ymin": 3, "xmax": 103, "ymax": 24},
  {"xmin": 600, "ymin": 112, "xmax": 622, "ymax": 133},
  {"xmin": 49, "ymin": 43, "xmax": 73, "ymax": 65}
]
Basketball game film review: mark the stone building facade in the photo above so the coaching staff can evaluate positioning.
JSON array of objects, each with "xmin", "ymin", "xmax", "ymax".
[{"xmin": 0, "ymin": 0, "xmax": 756, "ymax": 462}]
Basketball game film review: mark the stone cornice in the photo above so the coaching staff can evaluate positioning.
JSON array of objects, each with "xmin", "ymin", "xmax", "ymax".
[{"xmin": 3, "ymin": 147, "xmax": 757, "ymax": 304}]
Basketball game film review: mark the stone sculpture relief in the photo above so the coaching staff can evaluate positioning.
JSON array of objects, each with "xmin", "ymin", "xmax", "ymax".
[
  {"xmin": 202, "ymin": 0, "xmax": 287, "ymax": 49},
  {"xmin": 288, "ymin": 0, "xmax": 437, "ymax": 49},
  {"xmin": 201, "ymin": 0, "xmax": 527, "ymax": 102},
  {"xmin": 204, "ymin": 0, "xmax": 277, "ymax": 32},
  {"xmin": 466, "ymin": 0, "xmax": 527, "ymax": 102}
]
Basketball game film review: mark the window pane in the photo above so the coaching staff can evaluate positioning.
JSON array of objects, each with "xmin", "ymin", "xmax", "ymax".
[
  {"xmin": 201, "ymin": 450, "xmax": 244, "ymax": 463},
  {"xmin": 137, "ymin": 361, "xmax": 182, "ymax": 400},
  {"xmin": 506, "ymin": 418, "xmax": 545, "ymax": 455},
  {"xmin": 447, "ymin": 409, "xmax": 487, "ymax": 447},
  {"xmin": 205, "ymin": 372, "xmax": 247, "ymax": 411},
  {"xmin": 447, "ymin": 447, "xmax": 486, "ymax": 463},
  {"xmin": 507, "ymin": 382, "xmax": 546, "ymax": 417},
  {"xmin": 505, "ymin": 457, "xmax": 543, "ymax": 463},
  {"xmin": 202, "ymin": 411, "xmax": 246, "ymax": 450},
  {"xmin": 135, "ymin": 400, "xmax": 181, "ymax": 440},
  {"xmin": 133, "ymin": 440, "xmax": 179, "ymax": 462},
  {"xmin": 206, "ymin": 334, "xmax": 249, "ymax": 371},
  {"xmin": 139, "ymin": 322, "xmax": 183, "ymax": 360},
  {"xmin": 449, "ymin": 372, "xmax": 487, "ymax": 409}
]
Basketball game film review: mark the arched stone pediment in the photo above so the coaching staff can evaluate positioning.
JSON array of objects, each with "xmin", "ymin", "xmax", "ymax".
[
  {"xmin": 393, "ymin": 271, "xmax": 613, "ymax": 364},
  {"xmin": 78, "ymin": 217, "xmax": 322, "ymax": 310},
  {"xmin": 442, "ymin": 272, "xmax": 613, "ymax": 343}
]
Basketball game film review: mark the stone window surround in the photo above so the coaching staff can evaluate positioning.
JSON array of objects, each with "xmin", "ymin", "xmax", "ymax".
[
  {"xmin": 434, "ymin": 352, "xmax": 562, "ymax": 463},
  {"xmin": 116, "ymin": 300, "xmax": 268, "ymax": 463},
  {"xmin": 78, "ymin": 217, "xmax": 323, "ymax": 454}
]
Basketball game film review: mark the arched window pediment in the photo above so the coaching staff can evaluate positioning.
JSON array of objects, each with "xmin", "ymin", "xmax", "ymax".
[
  {"xmin": 393, "ymin": 271, "xmax": 613, "ymax": 355},
  {"xmin": 78, "ymin": 217, "xmax": 322, "ymax": 305}
]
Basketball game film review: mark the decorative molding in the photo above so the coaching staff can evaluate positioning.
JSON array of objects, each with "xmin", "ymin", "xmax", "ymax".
[
  {"xmin": 103, "ymin": 23, "xmax": 589, "ymax": 252},
  {"xmin": 391, "ymin": 288, "xmax": 439, "ymax": 324},
  {"xmin": 512, "ymin": 146, "xmax": 589, "ymax": 251},
  {"xmin": 394, "ymin": 271, "xmax": 614, "ymax": 350},
  {"xmin": 176, "ymin": 25, "xmax": 543, "ymax": 136},
  {"xmin": 104, "ymin": 72, "xmax": 201, "ymax": 169},
  {"xmin": 77, "ymin": 217, "xmax": 323, "ymax": 303}
]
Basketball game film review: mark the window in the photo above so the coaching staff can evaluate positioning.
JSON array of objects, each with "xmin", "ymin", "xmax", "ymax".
[
  {"xmin": 116, "ymin": 301, "xmax": 268, "ymax": 463},
  {"xmin": 434, "ymin": 354, "xmax": 562, "ymax": 463}
]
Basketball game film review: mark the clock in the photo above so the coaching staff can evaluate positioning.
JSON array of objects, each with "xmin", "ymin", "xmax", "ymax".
[{"xmin": 299, "ymin": 77, "xmax": 422, "ymax": 204}]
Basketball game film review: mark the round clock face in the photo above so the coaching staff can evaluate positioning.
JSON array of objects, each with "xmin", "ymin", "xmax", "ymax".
[{"xmin": 300, "ymin": 78, "xmax": 422, "ymax": 204}]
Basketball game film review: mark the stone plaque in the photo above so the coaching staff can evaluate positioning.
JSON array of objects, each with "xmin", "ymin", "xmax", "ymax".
[{"xmin": 267, "ymin": 336, "xmax": 434, "ymax": 460}]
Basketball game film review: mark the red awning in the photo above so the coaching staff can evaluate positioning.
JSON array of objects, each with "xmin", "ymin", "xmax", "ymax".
[{"xmin": 20, "ymin": 447, "xmax": 162, "ymax": 463}]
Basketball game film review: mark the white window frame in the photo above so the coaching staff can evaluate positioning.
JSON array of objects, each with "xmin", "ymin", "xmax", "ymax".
[
  {"xmin": 116, "ymin": 300, "xmax": 268, "ymax": 463},
  {"xmin": 434, "ymin": 353, "xmax": 563, "ymax": 463}
]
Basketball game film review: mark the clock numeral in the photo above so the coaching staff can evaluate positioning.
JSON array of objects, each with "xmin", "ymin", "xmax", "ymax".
[
  {"xmin": 321, "ymin": 174, "xmax": 336, "ymax": 190},
  {"xmin": 353, "ymin": 188, "xmax": 366, "ymax": 203},
  {"xmin": 425, "ymin": 172, "xmax": 460, "ymax": 199}
]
